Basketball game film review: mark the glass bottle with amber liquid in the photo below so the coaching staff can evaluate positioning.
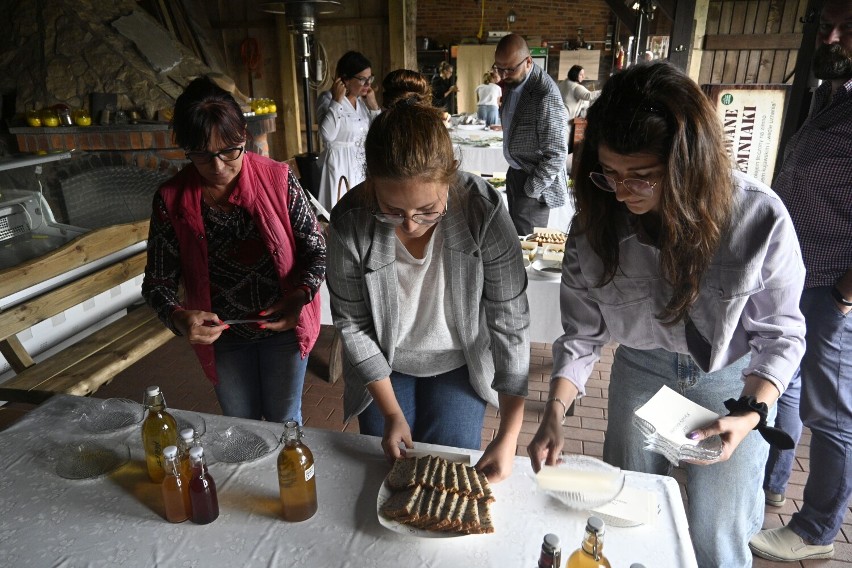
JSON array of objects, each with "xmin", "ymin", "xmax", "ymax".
[
  {"xmin": 567, "ymin": 517, "xmax": 611, "ymax": 568},
  {"xmin": 141, "ymin": 386, "xmax": 178, "ymax": 483},
  {"xmin": 188, "ymin": 446, "xmax": 219, "ymax": 524},
  {"xmin": 161, "ymin": 445, "xmax": 191, "ymax": 523},
  {"xmin": 177, "ymin": 427, "xmax": 197, "ymax": 479},
  {"xmin": 277, "ymin": 420, "xmax": 318, "ymax": 521}
]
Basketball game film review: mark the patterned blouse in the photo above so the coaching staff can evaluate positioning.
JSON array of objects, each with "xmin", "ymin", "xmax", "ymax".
[{"xmin": 143, "ymin": 170, "xmax": 326, "ymax": 339}]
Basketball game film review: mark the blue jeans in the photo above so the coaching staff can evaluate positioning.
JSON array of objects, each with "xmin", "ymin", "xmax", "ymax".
[
  {"xmin": 790, "ymin": 287, "xmax": 852, "ymax": 545},
  {"xmin": 763, "ymin": 369, "xmax": 803, "ymax": 495},
  {"xmin": 476, "ymin": 104, "xmax": 499, "ymax": 127},
  {"xmin": 357, "ymin": 366, "xmax": 487, "ymax": 450},
  {"xmin": 604, "ymin": 347, "xmax": 769, "ymax": 568},
  {"xmin": 213, "ymin": 330, "xmax": 308, "ymax": 423}
]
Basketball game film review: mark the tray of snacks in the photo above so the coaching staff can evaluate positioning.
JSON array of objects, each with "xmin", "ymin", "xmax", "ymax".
[{"xmin": 378, "ymin": 454, "xmax": 494, "ymax": 537}]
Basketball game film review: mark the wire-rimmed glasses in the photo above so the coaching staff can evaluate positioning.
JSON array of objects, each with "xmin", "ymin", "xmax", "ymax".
[
  {"xmin": 371, "ymin": 190, "xmax": 449, "ymax": 226},
  {"xmin": 589, "ymin": 172, "xmax": 657, "ymax": 197},
  {"xmin": 185, "ymin": 146, "xmax": 245, "ymax": 165}
]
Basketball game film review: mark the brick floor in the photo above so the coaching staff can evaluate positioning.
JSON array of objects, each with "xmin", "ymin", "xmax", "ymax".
[{"xmin": 2, "ymin": 324, "xmax": 850, "ymax": 567}]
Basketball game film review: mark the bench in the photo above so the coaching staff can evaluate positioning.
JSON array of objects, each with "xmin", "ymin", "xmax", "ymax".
[{"xmin": 0, "ymin": 219, "xmax": 173, "ymax": 404}]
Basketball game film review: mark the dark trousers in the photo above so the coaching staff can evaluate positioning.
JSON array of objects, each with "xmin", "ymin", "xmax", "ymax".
[{"xmin": 506, "ymin": 167, "xmax": 549, "ymax": 235}]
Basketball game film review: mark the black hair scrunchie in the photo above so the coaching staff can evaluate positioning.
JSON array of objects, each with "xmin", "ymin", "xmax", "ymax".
[{"xmin": 723, "ymin": 396, "xmax": 795, "ymax": 450}]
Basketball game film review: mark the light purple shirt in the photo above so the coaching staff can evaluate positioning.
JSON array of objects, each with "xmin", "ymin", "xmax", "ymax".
[{"xmin": 552, "ymin": 170, "xmax": 806, "ymax": 396}]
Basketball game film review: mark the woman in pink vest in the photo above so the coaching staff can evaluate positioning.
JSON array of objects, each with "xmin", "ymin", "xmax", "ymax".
[{"xmin": 142, "ymin": 77, "xmax": 325, "ymax": 423}]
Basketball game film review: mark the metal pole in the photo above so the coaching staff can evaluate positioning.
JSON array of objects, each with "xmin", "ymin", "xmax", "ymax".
[{"xmin": 295, "ymin": 32, "xmax": 314, "ymax": 154}]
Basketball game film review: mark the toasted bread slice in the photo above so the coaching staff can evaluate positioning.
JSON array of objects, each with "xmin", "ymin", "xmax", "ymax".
[
  {"xmin": 455, "ymin": 462, "xmax": 472, "ymax": 496},
  {"xmin": 445, "ymin": 460, "xmax": 459, "ymax": 493},
  {"xmin": 471, "ymin": 499, "xmax": 495, "ymax": 534},
  {"xmin": 461, "ymin": 493, "xmax": 481, "ymax": 532},
  {"xmin": 433, "ymin": 492, "xmax": 459, "ymax": 530},
  {"xmin": 477, "ymin": 470, "xmax": 495, "ymax": 502},
  {"xmin": 381, "ymin": 485, "xmax": 421, "ymax": 520},
  {"xmin": 431, "ymin": 457, "xmax": 448, "ymax": 491},
  {"xmin": 386, "ymin": 456, "xmax": 418, "ymax": 490},
  {"xmin": 443, "ymin": 496, "xmax": 468, "ymax": 532},
  {"xmin": 467, "ymin": 465, "xmax": 484, "ymax": 499},
  {"xmin": 415, "ymin": 455, "xmax": 433, "ymax": 487}
]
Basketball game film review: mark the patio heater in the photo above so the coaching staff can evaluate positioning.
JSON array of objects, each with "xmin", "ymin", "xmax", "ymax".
[{"xmin": 260, "ymin": 1, "xmax": 342, "ymax": 197}]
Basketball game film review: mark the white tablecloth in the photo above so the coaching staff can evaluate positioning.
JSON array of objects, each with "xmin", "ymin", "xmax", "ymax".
[
  {"xmin": 451, "ymin": 127, "xmax": 575, "ymax": 232},
  {"xmin": 0, "ymin": 395, "xmax": 697, "ymax": 568},
  {"xmin": 320, "ymin": 271, "xmax": 562, "ymax": 345}
]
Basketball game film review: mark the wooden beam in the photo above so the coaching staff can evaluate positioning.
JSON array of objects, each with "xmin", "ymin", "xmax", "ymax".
[
  {"xmin": 656, "ymin": 0, "xmax": 676, "ymax": 20},
  {"xmin": 0, "ymin": 337, "xmax": 34, "ymax": 373},
  {"xmin": 668, "ymin": 0, "xmax": 696, "ymax": 71},
  {"xmin": 388, "ymin": 0, "xmax": 417, "ymax": 72},
  {"xmin": 704, "ymin": 32, "xmax": 803, "ymax": 51},
  {"xmin": 603, "ymin": 0, "xmax": 637, "ymax": 35},
  {"xmin": 275, "ymin": 16, "xmax": 303, "ymax": 158}
]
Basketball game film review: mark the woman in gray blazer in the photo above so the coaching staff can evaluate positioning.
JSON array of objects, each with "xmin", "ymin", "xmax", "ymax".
[{"xmin": 326, "ymin": 97, "xmax": 530, "ymax": 483}]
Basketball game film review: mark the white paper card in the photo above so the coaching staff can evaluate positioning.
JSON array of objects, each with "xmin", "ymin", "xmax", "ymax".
[{"xmin": 634, "ymin": 385, "xmax": 720, "ymax": 448}]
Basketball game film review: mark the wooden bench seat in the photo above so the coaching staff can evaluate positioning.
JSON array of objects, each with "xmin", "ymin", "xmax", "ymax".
[{"xmin": 0, "ymin": 220, "xmax": 173, "ymax": 404}]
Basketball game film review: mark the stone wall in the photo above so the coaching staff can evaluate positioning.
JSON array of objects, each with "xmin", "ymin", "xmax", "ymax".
[{"xmin": 0, "ymin": 0, "xmax": 212, "ymax": 119}]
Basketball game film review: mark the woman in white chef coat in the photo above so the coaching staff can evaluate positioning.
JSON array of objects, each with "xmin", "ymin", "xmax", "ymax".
[{"xmin": 316, "ymin": 51, "xmax": 381, "ymax": 211}]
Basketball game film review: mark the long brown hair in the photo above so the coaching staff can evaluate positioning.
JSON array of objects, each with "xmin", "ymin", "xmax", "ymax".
[{"xmin": 574, "ymin": 61, "xmax": 734, "ymax": 325}]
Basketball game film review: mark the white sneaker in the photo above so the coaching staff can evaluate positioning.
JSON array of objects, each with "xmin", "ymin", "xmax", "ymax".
[
  {"xmin": 749, "ymin": 526, "xmax": 834, "ymax": 562},
  {"xmin": 764, "ymin": 489, "xmax": 786, "ymax": 507}
]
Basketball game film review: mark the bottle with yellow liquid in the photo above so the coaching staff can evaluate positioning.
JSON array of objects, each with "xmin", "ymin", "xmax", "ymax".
[
  {"xmin": 161, "ymin": 445, "xmax": 190, "ymax": 523},
  {"xmin": 277, "ymin": 420, "xmax": 318, "ymax": 521},
  {"xmin": 141, "ymin": 386, "xmax": 178, "ymax": 483},
  {"xmin": 177, "ymin": 427, "xmax": 197, "ymax": 479},
  {"xmin": 566, "ymin": 517, "xmax": 611, "ymax": 568}
]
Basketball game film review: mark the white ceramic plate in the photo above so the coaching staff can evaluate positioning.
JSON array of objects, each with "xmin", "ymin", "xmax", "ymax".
[{"xmin": 531, "ymin": 259, "xmax": 562, "ymax": 279}]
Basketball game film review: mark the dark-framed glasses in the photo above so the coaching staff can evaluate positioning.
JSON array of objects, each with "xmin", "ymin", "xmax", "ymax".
[
  {"xmin": 491, "ymin": 57, "xmax": 529, "ymax": 76},
  {"xmin": 371, "ymin": 191, "xmax": 449, "ymax": 226},
  {"xmin": 185, "ymin": 146, "xmax": 245, "ymax": 165},
  {"xmin": 350, "ymin": 75, "xmax": 375, "ymax": 86},
  {"xmin": 589, "ymin": 172, "xmax": 656, "ymax": 197}
]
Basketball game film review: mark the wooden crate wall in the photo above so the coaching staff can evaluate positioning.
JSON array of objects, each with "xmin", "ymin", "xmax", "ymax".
[{"xmin": 699, "ymin": 0, "xmax": 808, "ymax": 85}]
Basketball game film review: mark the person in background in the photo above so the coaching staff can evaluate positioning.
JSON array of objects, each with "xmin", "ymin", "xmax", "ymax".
[
  {"xmin": 316, "ymin": 51, "xmax": 381, "ymax": 211},
  {"xmin": 326, "ymin": 98, "xmax": 529, "ymax": 483},
  {"xmin": 527, "ymin": 62, "xmax": 806, "ymax": 567},
  {"xmin": 749, "ymin": 0, "xmax": 852, "ymax": 561},
  {"xmin": 382, "ymin": 68, "xmax": 432, "ymax": 108},
  {"xmin": 557, "ymin": 65, "xmax": 595, "ymax": 119},
  {"xmin": 493, "ymin": 34, "xmax": 569, "ymax": 234},
  {"xmin": 431, "ymin": 61, "xmax": 458, "ymax": 112},
  {"xmin": 142, "ymin": 77, "xmax": 326, "ymax": 424},
  {"xmin": 475, "ymin": 70, "xmax": 502, "ymax": 126}
]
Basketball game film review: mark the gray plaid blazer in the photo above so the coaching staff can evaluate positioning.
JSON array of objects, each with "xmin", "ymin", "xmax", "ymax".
[
  {"xmin": 501, "ymin": 63, "xmax": 569, "ymax": 208},
  {"xmin": 327, "ymin": 172, "xmax": 531, "ymax": 421}
]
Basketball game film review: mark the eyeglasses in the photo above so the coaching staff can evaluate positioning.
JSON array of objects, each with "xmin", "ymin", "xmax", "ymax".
[
  {"xmin": 349, "ymin": 75, "xmax": 375, "ymax": 86},
  {"xmin": 185, "ymin": 146, "xmax": 245, "ymax": 165},
  {"xmin": 589, "ymin": 172, "xmax": 657, "ymax": 197},
  {"xmin": 372, "ymin": 190, "xmax": 449, "ymax": 226},
  {"xmin": 491, "ymin": 57, "xmax": 529, "ymax": 76}
]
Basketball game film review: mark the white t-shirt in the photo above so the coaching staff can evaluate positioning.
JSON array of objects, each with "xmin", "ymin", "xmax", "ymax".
[
  {"xmin": 393, "ymin": 228, "xmax": 465, "ymax": 376},
  {"xmin": 475, "ymin": 83, "xmax": 501, "ymax": 107}
]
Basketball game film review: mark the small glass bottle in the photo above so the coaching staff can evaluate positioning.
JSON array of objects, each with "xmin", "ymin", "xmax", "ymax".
[
  {"xmin": 566, "ymin": 517, "xmax": 611, "ymax": 568},
  {"xmin": 161, "ymin": 445, "xmax": 190, "ymax": 523},
  {"xmin": 188, "ymin": 446, "xmax": 219, "ymax": 524},
  {"xmin": 277, "ymin": 420, "xmax": 318, "ymax": 521},
  {"xmin": 141, "ymin": 386, "xmax": 179, "ymax": 483},
  {"xmin": 538, "ymin": 533, "xmax": 562, "ymax": 568},
  {"xmin": 177, "ymin": 427, "xmax": 196, "ymax": 479}
]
